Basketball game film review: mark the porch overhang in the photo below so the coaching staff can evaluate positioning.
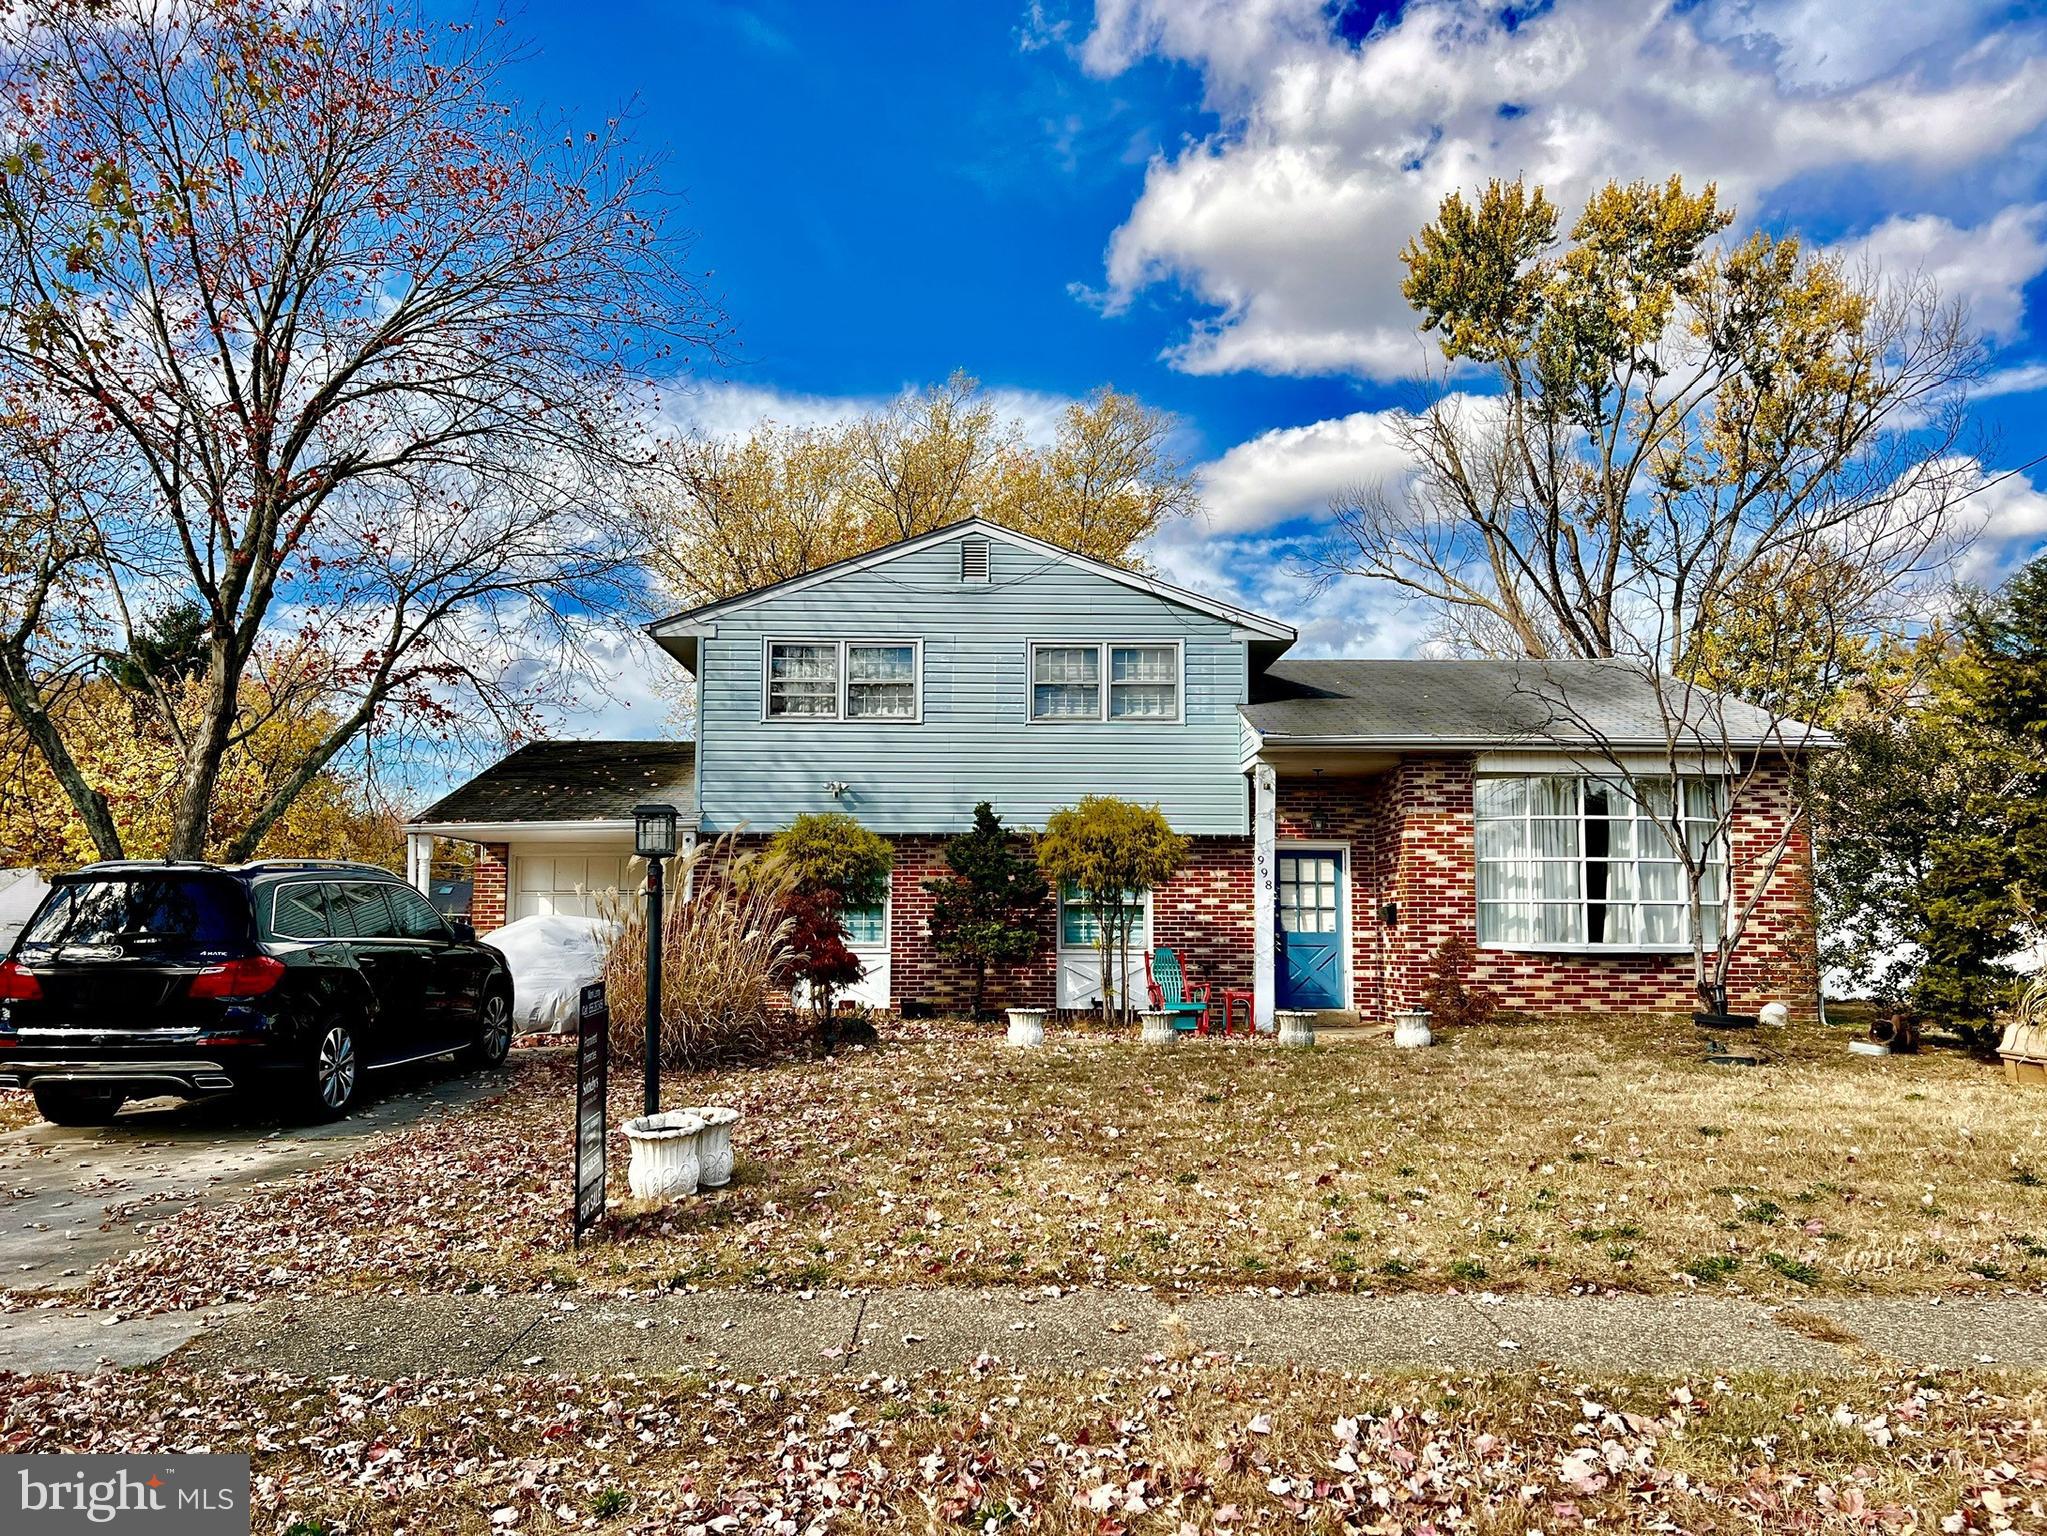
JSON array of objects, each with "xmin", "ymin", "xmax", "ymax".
[{"xmin": 402, "ymin": 818, "xmax": 645, "ymax": 844}]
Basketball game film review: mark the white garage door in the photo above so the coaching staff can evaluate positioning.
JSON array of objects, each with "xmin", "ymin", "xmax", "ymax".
[{"xmin": 511, "ymin": 851, "xmax": 640, "ymax": 921}]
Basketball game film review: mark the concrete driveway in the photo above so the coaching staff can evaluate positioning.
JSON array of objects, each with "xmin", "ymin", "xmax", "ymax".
[{"xmin": 0, "ymin": 1058, "xmax": 511, "ymax": 1371}]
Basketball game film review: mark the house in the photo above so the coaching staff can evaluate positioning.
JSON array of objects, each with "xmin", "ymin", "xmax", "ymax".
[{"xmin": 405, "ymin": 519, "xmax": 1821, "ymax": 1024}]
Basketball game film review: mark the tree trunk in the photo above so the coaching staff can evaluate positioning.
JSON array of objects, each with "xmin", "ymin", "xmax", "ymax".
[
  {"xmin": 0, "ymin": 657, "xmax": 124, "ymax": 859},
  {"xmin": 1096, "ymin": 898, "xmax": 1114, "ymax": 1022},
  {"xmin": 165, "ymin": 638, "xmax": 247, "ymax": 860}
]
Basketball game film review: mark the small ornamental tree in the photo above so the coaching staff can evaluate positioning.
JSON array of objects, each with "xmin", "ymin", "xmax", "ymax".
[
  {"xmin": 762, "ymin": 813, "xmax": 894, "ymax": 1042},
  {"xmin": 1417, "ymin": 937, "xmax": 1501, "ymax": 1031},
  {"xmin": 924, "ymin": 802, "xmax": 1049, "ymax": 1018},
  {"xmin": 1036, "ymin": 796, "xmax": 1188, "ymax": 1023}
]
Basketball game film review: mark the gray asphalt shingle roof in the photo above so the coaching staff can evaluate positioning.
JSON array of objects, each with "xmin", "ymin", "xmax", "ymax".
[
  {"xmin": 1242, "ymin": 659, "xmax": 1811, "ymax": 747},
  {"xmin": 412, "ymin": 741, "xmax": 695, "ymax": 827}
]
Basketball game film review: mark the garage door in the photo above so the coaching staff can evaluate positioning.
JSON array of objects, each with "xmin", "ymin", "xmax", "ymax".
[{"xmin": 510, "ymin": 852, "xmax": 640, "ymax": 921}]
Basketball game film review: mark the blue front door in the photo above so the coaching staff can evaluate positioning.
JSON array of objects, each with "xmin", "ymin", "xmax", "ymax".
[{"xmin": 1277, "ymin": 850, "xmax": 1345, "ymax": 1009}]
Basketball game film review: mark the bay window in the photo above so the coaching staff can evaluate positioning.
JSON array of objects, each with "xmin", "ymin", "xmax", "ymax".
[{"xmin": 1474, "ymin": 775, "xmax": 1724, "ymax": 949}]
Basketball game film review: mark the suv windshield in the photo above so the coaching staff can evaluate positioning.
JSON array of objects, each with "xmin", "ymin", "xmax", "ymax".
[{"xmin": 18, "ymin": 875, "xmax": 247, "ymax": 963}]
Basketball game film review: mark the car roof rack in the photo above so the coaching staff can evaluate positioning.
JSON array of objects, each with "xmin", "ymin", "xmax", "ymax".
[{"xmin": 234, "ymin": 859, "xmax": 394, "ymax": 875}]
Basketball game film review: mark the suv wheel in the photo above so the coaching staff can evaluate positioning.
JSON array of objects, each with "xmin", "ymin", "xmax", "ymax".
[
  {"xmin": 305, "ymin": 1019, "xmax": 362, "ymax": 1119},
  {"xmin": 31, "ymin": 1083, "xmax": 126, "ymax": 1127},
  {"xmin": 468, "ymin": 987, "xmax": 513, "ymax": 1067}
]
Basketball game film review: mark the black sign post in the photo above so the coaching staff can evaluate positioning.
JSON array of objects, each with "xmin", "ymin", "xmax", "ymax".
[{"xmin": 573, "ymin": 981, "xmax": 609, "ymax": 1245}]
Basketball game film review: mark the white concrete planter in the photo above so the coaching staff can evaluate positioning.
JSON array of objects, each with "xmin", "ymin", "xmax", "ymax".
[
  {"xmin": 622, "ymin": 1111, "xmax": 704, "ymax": 1200},
  {"xmin": 1391, "ymin": 1008, "xmax": 1434, "ymax": 1049},
  {"xmin": 1005, "ymin": 1008, "xmax": 1048, "ymax": 1048},
  {"xmin": 681, "ymin": 1105, "xmax": 741, "ymax": 1187},
  {"xmin": 1274, "ymin": 1009, "xmax": 1318, "ymax": 1048},
  {"xmin": 1138, "ymin": 1009, "xmax": 1176, "ymax": 1044}
]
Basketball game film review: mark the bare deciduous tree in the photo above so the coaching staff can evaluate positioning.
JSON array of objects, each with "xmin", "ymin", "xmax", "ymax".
[
  {"xmin": 0, "ymin": 0, "xmax": 721, "ymax": 860},
  {"xmin": 1327, "ymin": 176, "xmax": 1988, "ymax": 1014},
  {"xmin": 1320, "ymin": 177, "xmax": 1980, "ymax": 670}
]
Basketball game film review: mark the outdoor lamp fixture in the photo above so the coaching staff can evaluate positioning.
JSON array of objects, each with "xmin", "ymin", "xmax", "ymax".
[{"xmin": 633, "ymin": 802, "xmax": 680, "ymax": 1115}]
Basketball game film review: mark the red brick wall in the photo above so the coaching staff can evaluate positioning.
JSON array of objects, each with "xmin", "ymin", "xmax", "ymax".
[
  {"xmin": 885, "ymin": 834, "xmax": 1259, "ymax": 1016},
  {"xmin": 1152, "ymin": 836, "xmax": 1256, "ymax": 1003},
  {"xmin": 887, "ymin": 835, "xmax": 1060, "ymax": 1013},
  {"xmin": 681, "ymin": 755, "xmax": 1818, "ymax": 1025},
  {"xmin": 471, "ymin": 842, "xmax": 509, "ymax": 933},
  {"xmin": 1367, "ymin": 756, "xmax": 1816, "ymax": 1020}
]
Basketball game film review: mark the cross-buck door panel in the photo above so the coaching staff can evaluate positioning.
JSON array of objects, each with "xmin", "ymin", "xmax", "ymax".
[{"xmin": 1276, "ymin": 849, "xmax": 1346, "ymax": 1010}]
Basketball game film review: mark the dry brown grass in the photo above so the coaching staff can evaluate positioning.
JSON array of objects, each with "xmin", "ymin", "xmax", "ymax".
[
  {"xmin": 5, "ymin": 1361, "xmax": 2041, "ymax": 1533},
  {"xmin": 86, "ymin": 1012, "xmax": 2047, "ymax": 1312},
  {"xmin": 576, "ymin": 1011, "xmax": 2047, "ymax": 1298}
]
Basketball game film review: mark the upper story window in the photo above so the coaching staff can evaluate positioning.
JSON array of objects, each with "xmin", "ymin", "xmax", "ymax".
[
  {"xmin": 764, "ymin": 639, "xmax": 921, "ymax": 723},
  {"xmin": 1474, "ymin": 775, "xmax": 1724, "ymax": 951},
  {"xmin": 1029, "ymin": 641, "xmax": 1182, "ymax": 723}
]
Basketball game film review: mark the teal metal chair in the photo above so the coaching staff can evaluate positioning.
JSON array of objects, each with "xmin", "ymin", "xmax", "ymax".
[{"xmin": 1144, "ymin": 947, "xmax": 1212, "ymax": 1033}]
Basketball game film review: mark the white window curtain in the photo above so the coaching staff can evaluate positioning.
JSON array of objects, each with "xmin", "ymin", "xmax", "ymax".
[
  {"xmin": 1033, "ymin": 642, "xmax": 1179, "ymax": 722},
  {"xmin": 1474, "ymin": 775, "xmax": 1725, "ymax": 948},
  {"xmin": 766, "ymin": 641, "xmax": 918, "ymax": 721},
  {"xmin": 1032, "ymin": 645, "xmax": 1102, "ymax": 719},
  {"xmin": 847, "ymin": 644, "xmax": 916, "ymax": 719},
  {"xmin": 1108, "ymin": 644, "xmax": 1178, "ymax": 719},
  {"xmin": 766, "ymin": 642, "xmax": 838, "ymax": 718}
]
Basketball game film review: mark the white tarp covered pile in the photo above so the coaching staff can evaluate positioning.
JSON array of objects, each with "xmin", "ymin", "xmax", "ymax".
[
  {"xmin": 0, "ymin": 869, "xmax": 50, "ymax": 953},
  {"xmin": 485, "ymin": 913, "xmax": 616, "ymax": 1035}
]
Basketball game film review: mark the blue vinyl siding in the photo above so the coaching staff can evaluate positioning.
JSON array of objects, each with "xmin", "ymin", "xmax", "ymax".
[{"xmin": 696, "ymin": 534, "xmax": 1251, "ymax": 835}]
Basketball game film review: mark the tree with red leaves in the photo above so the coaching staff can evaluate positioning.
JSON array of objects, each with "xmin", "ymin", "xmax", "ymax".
[{"xmin": 0, "ymin": 0, "xmax": 722, "ymax": 860}]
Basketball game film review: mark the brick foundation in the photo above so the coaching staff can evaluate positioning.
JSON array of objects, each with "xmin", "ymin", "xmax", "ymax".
[{"xmin": 668, "ymin": 754, "xmax": 1818, "ymax": 1023}]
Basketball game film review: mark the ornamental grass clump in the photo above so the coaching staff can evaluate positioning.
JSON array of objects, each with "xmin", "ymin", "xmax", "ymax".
[{"xmin": 599, "ymin": 834, "xmax": 803, "ymax": 1069}]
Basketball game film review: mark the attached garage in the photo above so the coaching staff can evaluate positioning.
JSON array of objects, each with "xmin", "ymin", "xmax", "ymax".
[
  {"xmin": 403, "ymin": 741, "xmax": 697, "ymax": 933},
  {"xmin": 509, "ymin": 849, "xmax": 641, "ymax": 922}
]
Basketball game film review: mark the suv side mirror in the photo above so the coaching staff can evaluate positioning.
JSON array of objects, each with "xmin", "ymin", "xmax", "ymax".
[{"xmin": 451, "ymin": 921, "xmax": 477, "ymax": 944}]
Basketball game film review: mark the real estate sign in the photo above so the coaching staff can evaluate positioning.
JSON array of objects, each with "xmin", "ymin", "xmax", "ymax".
[{"xmin": 573, "ymin": 981, "xmax": 608, "ymax": 1244}]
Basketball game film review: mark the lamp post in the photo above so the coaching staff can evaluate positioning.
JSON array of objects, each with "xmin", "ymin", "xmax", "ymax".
[{"xmin": 633, "ymin": 801, "xmax": 680, "ymax": 1117}]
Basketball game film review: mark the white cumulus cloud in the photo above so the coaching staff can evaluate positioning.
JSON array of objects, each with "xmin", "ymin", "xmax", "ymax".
[
  {"xmin": 1832, "ymin": 205, "xmax": 2047, "ymax": 341},
  {"xmin": 1197, "ymin": 406, "xmax": 1419, "ymax": 533},
  {"xmin": 1085, "ymin": 0, "xmax": 2047, "ymax": 378}
]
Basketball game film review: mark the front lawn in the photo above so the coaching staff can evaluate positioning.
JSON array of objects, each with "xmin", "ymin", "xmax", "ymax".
[
  {"xmin": 74, "ymin": 1014, "xmax": 2047, "ymax": 1313},
  {"xmin": 3, "ymin": 1361, "xmax": 2042, "ymax": 1534}
]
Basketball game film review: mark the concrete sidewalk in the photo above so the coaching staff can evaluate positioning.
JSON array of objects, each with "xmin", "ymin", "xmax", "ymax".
[{"xmin": 10, "ymin": 1287, "xmax": 2043, "ymax": 1378}]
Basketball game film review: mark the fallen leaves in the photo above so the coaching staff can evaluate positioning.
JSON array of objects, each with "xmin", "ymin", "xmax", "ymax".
[
  {"xmin": 12, "ymin": 1014, "xmax": 2045, "ymax": 1318},
  {"xmin": 2, "ymin": 1361, "xmax": 2039, "ymax": 1535}
]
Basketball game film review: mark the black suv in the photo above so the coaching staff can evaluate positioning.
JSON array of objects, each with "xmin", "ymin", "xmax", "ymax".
[{"xmin": 0, "ymin": 861, "xmax": 515, "ymax": 1125}]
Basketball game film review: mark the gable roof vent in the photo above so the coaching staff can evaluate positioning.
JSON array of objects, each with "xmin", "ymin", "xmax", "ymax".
[{"xmin": 959, "ymin": 536, "xmax": 991, "ymax": 583}]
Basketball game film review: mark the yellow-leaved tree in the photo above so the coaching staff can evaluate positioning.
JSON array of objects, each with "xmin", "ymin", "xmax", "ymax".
[
  {"xmin": 0, "ymin": 678, "xmax": 400, "ymax": 874},
  {"xmin": 1318, "ymin": 173, "xmax": 1983, "ymax": 1019},
  {"xmin": 638, "ymin": 374, "xmax": 1199, "ymax": 607}
]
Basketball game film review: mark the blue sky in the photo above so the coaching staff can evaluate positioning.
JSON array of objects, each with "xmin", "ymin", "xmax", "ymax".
[{"xmin": 451, "ymin": 0, "xmax": 2047, "ymax": 738}]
